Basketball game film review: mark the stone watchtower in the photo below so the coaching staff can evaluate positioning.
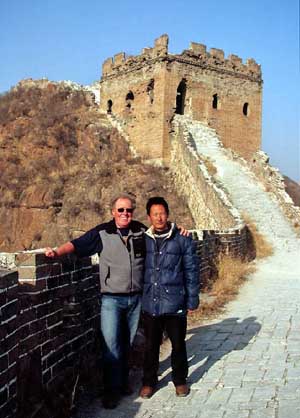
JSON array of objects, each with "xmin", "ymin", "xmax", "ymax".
[{"xmin": 100, "ymin": 34, "xmax": 262, "ymax": 163}]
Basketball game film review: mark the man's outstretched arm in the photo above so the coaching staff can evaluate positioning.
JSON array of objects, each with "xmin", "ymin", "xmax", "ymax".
[{"xmin": 45, "ymin": 242, "xmax": 75, "ymax": 258}]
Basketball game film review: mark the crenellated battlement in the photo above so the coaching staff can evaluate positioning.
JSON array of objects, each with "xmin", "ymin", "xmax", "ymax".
[
  {"xmin": 100, "ymin": 34, "xmax": 262, "ymax": 163},
  {"xmin": 102, "ymin": 34, "xmax": 261, "ymax": 82}
]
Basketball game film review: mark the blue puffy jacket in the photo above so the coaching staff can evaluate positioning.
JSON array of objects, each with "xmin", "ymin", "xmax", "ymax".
[{"xmin": 142, "ymin": 223, "xmax": 200, "ymax": 316}]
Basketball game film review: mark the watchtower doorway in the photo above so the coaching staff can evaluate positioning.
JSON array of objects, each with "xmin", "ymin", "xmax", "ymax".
[{"xmin": 175, "ymin": 79, "xmax": 187, "ymax": 115}]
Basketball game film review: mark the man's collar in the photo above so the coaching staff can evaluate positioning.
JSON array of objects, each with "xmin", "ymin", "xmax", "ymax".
[
  {"xmin": 106, "ymin": 219, "xmax": 142, "ymax": 234},
  {"xmin": 146, "ymin": 222, "xmax": 176, "ymax": 239}
]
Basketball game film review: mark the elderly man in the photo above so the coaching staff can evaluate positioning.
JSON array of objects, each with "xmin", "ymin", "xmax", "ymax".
[
  {"xmin": 140, "ymin": 197, "xmax": 200, "ymax": 399},
  {"xmin": 45, "ymin": 193, "xmax": 147, "ymax": 409}
]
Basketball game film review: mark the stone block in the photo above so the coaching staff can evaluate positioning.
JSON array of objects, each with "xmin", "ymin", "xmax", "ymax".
[
  {"xmin": 190, "ymin": 42, "xmax": 207, "ymax": 55},
  {"xmin": 114, "ymin": 52, "xmax": 125, "ymax": 66},
  {"xmin": 210, "ymin": 48, "xmax": 225, "ymax": 61}
]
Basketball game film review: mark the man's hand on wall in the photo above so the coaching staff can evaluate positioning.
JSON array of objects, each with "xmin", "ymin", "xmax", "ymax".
[
  {"xmin": 44, "ymin": 242, "xmax": 75, "ymax": 258},
  {"xmin": 178, "ymin": 225, "xmax": 190, "ymax": 237},
  {"xmin": 45, "ymin": 247, "xmax": 57, "ymax": 258}
]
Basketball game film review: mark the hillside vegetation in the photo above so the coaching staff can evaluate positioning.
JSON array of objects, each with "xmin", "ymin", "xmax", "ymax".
[{"xmin": 0, "ymin": 79, "xmax": 194, "ymax": 251}]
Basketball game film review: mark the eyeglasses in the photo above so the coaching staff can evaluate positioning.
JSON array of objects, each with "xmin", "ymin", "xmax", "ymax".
[{"xmin": 117, "ymin": 208, "xmax": 134, "ymax": 213}]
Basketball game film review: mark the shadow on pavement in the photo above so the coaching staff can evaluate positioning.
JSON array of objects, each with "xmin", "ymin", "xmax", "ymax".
[
  {"xmin": 157, "ymin": 316, "xmax": 261, "ymax": 389},
  {"xmin": 72, "ymin": 316, "xmax": 261, "ymax": 417}
]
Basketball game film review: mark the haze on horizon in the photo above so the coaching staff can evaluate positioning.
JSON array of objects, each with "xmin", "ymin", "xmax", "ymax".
[{"xmin": 0, "ymin": 0, "xmax": 299, "ymax": 181}]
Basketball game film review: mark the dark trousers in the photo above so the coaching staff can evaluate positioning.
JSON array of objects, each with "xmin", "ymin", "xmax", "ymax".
[{"xmin": 142, "ymin": 312, "xmax": 188, "ymax": 386}]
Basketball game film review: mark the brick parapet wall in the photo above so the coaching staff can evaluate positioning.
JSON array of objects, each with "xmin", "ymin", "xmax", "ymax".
[
  {"xmin": 102, "ymin": 34, "xmax": 261, "ymax": 83},
  {"xmin": 250, "ymin": 151, "xmax": 300, "ymax": 226},
  {"xmin": 170, "ymin": 115, "xmax": 244, "ymax": 230},
  {"xmin": 191, "ymin": 226, "xmax": 252, "ymax": 289},
  {"xmin": 0, "ymin": 269, "xmax": 18, "ymax": 418},
  {"xmin": 0, "ymin": 252, "xmax": 101, "ymax": 418},
  {"xmin": 0, "ymin": 226, "xmax": 253, "ymax": 417}
]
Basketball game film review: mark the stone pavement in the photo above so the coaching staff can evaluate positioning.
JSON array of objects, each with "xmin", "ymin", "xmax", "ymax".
[{"xmin": 72, "ymin": 248, "xmax": 300, "ymax": 418}]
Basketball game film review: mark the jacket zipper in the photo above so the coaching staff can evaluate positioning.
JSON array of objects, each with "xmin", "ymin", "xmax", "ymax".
[{"xmin": 117, "ymin": 231, "xmax": 133, "ymax": 292}]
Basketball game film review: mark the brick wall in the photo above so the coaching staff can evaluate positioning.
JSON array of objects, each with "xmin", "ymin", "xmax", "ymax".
[
  {"xmin": 0, "ymin": 253, "xmax": 101, "ymax": 418},
  {"xmin": 0, "ymin": 269, "xmax": 18, "ymax": 418},
  {"xmin": 192, "ymin": 227, "xmax": 253, "ymax": 289}
]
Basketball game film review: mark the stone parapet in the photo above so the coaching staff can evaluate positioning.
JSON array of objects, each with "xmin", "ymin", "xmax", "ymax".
[
  {"xmin": 101, "ymin": 34, "xmax": 261, "ymax": 83},
  {"xmin": 250, "ymin": 151, "xmax": 300, "ymax": 227},
  {"xmin": 191, "ymin": 226, "xmax": 252, "ymax": 289},
  {"xmin": 0, "ymin": 269, "xmax": 18, "ymax": 418},
  {"xmin": 0, "ymin": 251, "xmax": 101, "ymax": 418}
]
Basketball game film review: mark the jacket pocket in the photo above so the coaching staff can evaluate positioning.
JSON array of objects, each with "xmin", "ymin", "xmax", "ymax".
[
  {"xmin": 99, "ymin": 265, "xmax": 110, "ymax": 283},
  {"xmin": 104, "ymin": 266, "xmax": 110, "ymax": 285},
  {"xmin": 163, "ymin": 286, "xmax": 185, "ymax": 308}
]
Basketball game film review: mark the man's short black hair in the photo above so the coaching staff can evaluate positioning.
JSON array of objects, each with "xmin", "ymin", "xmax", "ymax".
[{"xmin": 146, "ymin": 197, "xmax": 169, "ymax": 216}]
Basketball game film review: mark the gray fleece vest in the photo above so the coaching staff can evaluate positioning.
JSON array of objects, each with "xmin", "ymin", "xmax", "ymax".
[{"xmin": 98, "ymin": 227, "xmax": 145, "ymax": 294}]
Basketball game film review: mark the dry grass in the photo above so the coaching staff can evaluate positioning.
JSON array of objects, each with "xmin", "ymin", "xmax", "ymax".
[
  {"xmin": 243, "ymin": 215, "xmax": 274, "ymax": 259},
  {"xmin": 189, "ymin": 217, "xmax": 274, "ymax": 323},
  {"xmin": 189, "ymin": 255, "xmax": 255, "ymax": 322}
]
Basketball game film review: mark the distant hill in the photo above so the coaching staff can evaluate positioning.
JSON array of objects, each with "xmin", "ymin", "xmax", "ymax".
[
  {"xmin": 284, "ymin": 175, "xmax": 300, "ymax": 207},
  {"xmin": 0, "ymin": 79, "xmax": 194, "ymax": 252}
]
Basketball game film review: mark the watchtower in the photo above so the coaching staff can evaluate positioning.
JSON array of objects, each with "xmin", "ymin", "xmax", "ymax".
[{"xmin": 100, "ymin": 34, "xmax": 262, "ymax": 163}]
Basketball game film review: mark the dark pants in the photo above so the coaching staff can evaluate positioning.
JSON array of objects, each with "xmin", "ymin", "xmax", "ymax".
[
  {"xmin": 142, "ymin": 312, "xmax": 188, "ymax": 387},
  {"xmin": 100, "ymin": 294, "xmax": 141, "ymax": 394}
]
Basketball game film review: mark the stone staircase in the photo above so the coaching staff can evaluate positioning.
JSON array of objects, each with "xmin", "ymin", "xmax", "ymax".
[{"xmin": 179, "ymin": 117, "xmax": 300, "ymax": 257}]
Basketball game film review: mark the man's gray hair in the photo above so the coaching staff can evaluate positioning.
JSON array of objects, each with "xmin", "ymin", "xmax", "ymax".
[{"xmin": 111, "ymin": 193, "xmax": 136, "ymax": 210}]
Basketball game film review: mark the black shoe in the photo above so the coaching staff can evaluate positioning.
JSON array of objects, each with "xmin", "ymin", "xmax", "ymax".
[
  {"xmin": 102, "ymin": 393, "xmax": 120, "ymax": 409},
  {"xmin": 139, "ymin": 385, "xmax": 154, "ymax": 399}
]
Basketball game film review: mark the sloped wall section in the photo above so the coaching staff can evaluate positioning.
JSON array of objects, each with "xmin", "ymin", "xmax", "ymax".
[
  {"xmin": 250, "ymin": 151, "xmax": 300, "ymax": 228},
  {"xmin": 170, "ymin": 115, "xmax": 253, "ymax": 287}
]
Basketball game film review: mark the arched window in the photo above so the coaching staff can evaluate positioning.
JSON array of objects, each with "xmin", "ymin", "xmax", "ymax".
[
  {"xmin": 175, "ymin": 79, "xmax": 187, "ymax": 115},
  {"xmin": 147, "ymin": 79, "xmax": 155, "ymax": 104},
  {"xmin": 212, "ymin": 94, "xmax": 218, "ymax": 109},
  {"xmin": 125, "ymin": 91, "xmax": 134, "ymax": 109},
  {"xmin": 107, "ymin": 100, "xmax": 113, "ymax": 114},
  {"xmin": 243, "ymin": 102, "xmax": 249, "ymax": 116},
  {"xmin": 126, "ymin": 91, "xmax": 134, "ymax": 101}
]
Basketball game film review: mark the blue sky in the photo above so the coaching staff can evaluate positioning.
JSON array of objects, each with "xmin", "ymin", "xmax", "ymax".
[{"xmin": 1, "ymin": 0, "xmax": 299, "ymax": 181}]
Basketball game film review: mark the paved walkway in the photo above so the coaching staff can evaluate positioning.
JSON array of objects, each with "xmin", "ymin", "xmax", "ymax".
[
  {"xmin": 73, "ymin": 121, "xmax": 300, "ymax": 417},
  {"xmin": 73, "ymin": 250, "xmax": 300, "ymax": 418}
]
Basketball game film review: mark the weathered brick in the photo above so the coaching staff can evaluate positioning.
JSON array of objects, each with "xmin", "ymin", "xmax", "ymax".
[
  {"xmin": 0, "ymin": 291, "xmax": 6, "ymax": 305},
  {"xmin": 18, "ymin": 309, "xmax": 36, "ymax": 326},
  {"xmin": 46, "ymin": 310, "xmax": 63, "ymax": 327},
  {"xmin": 0, "ymin": 387, "xmax": 8, "ymax": 406},
  {"xmin": 8, "ymin": 346, "xmax": 18, "ymax": 366},
  {"xmin": 1, "ymin": 300, "xmax": 17, "ymax": 321},
  {"xmin": 48, "ymin": 323, "xmax": 63, "ymax": 339},
  {"xmin": 41, "ymin": 340, "xmax": 53, "ymax": 357},
  {"xmin": 5, "ymin": 317, "xmax": 18, "ymax": 335},
  {"xmin": 30, "ymin": 318, "xmax": 47, "ymax": 334},
  {"xmin": 35, "ymin": 303, "xmax": 50, "ymax": 319},
  {"xmin": 6, "ymin": 285, "xmax": 18, "ymax": 301},
  {"xmin": 18, "ymin": 267, "xmax": 36, "ymax": 281},
  {"xmin": 47, "ymin": 276, "xmax": 59, "ymax": 289},
  {"xmin": 0, "ymin": 354, "xmax": 8, "ymax": 372}
]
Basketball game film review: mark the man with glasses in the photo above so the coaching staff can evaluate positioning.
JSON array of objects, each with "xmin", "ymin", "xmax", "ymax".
[{"xmin": 45, "ymin": 193, "xmax": 147, "ymax": 409}]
